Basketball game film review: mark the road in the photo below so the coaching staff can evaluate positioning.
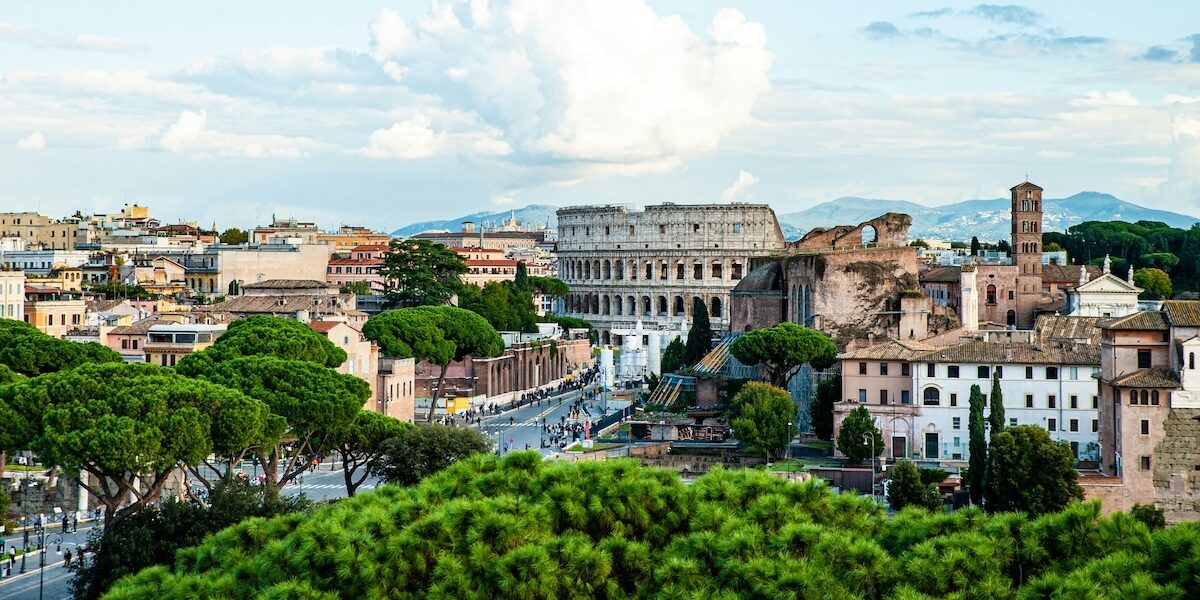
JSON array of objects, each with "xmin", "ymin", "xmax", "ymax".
[{"xmin": 477, "ymin": 386, "xmax": 629, "ymax": 455}]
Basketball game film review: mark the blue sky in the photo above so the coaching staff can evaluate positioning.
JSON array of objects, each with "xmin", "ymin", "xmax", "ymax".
[{"xmin": 2, "ymin": 1, "xmax": 1200, "ymax": 231}]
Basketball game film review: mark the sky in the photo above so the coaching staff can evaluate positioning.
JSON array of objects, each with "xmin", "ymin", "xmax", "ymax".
[{"xmin": 2, "ymin": 1, "xmax": 1200, "ymax": 231}]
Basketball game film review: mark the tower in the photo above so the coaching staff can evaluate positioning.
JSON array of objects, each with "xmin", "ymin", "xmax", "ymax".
[{"xmin": 1011, "ymin": 181, "xmax": 1044, "ymax": 329}]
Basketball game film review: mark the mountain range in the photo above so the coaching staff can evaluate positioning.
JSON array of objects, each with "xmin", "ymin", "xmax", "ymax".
[{"xmin": 390, "ymin": 193, "xmax": 1200, "ymax": 242}]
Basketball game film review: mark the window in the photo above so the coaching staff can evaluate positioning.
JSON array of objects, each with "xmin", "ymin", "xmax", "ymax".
[
  {"xmin": 1025, "ymin": 394, "xmax": 1034, "ymax": 408},
  {"xmin": 1151, "ymin": 391, "xmax": 1160, "ymax": 405},
  {"xmin": 859, "ymin": 362, "xmax": 867, "ymax": 375},
  {"xmin": 952, "ymin": 417, "xmax": 961, "ymax": 429},
  {"xmin": 1140, "ymin": 456, "xmax": 1151, "ymax": 471},
  {"xmin": 1070, "ymin": 395, "xmax": 1078, "ymax": 409},
  {"xmin": 1048, "ymin": 395, "xmax": 1057, "ymax": 409},
  {"xmin": 1025, "ymin": 366, "xmax": 1033, "ymax": 379},
  {"xmin": 732, "ymin": 223, "xmax": 743, "ymax": 233},
  {"xmin": 1046, "ymin": 367, "xmax": 1059, "ymax": 380},
  {"xmin": 692, "ymin": 223, "xmax": 701, "ymax": 233},
  {"xmin": 901, "ymin": 390, "xmax": 910, "ymax": 404},
  {"xmin": 1009, "ymin": 418, "xmax": 1018, "ymax": 427},
  {"xmin": 986, "ymin": 284, "xmax": 997, "ymax": 304},
  {"xmin": 927, "ymin": 363, "xmax": 936, "ymax": 377},
  {"xmin": 1065, "ymin": 418, "xmax": 1077, "ymax": 432},
  {"xmin": 859, "ymin": 389, "xmax": 867, "ymax": 403},
  {"xmin": 1069, "ymin": 367, "xmax": 1079, "ymax": 380},
  {"xmin": 977, "ymin": 366, "xmax": 989, "ymax": 379},
  {"xmin": 1137, "ymin": 349, "xmax": 1151, "ymax": 369},
  {"xmin": 1140, "ymin": 419, "xmax": 1150, "ymax": 435},
  {"xmin": 948, "ymin": 365, "xmax": 960, "ymax": 378},
  {"xmin": 659, "ymin": 224, "xmax": 666, "ymax": 234},
  {"xmin": 901, "ymin": 363, "xmax": 910, "ymax": 376},
  {"xmin": 923, "ymin": 388, "xmax": 940, "ymax": 406},
  {"xmin": 995, "ymin": 366, "xmax": 1003, "ymax": 378},
  {"xmin": 880, "ymin": 362, "xmax": 889, "ymax": 376},
  {"xmin": 132, "ymin": 340, "xmax": 138, "ymax": 349},
  {"xmin": 1048, "ymin": 418, "xmax": 1057, "ymax": 431},
  {"xmin": 1092, "ymin": 419, "xmax": 1098, "ymax": 432},
  {"xmin": 880, "ymin": 390, "xmax": 888, "ymax": 405},
  {"xmin": 1141, "ymin": 390, "xmax": 1150, "ymax": 405},
  {"xmin": 950, "ymin": 393, "xmax": 958, "ymax": 407},
  {"xmin": 1008, "ymin": 290, "xmax": 1015, "ymax": 300},
  {"xmin": 1192, "ymin": 352, "xmax": 1196, "ymax": 370}
]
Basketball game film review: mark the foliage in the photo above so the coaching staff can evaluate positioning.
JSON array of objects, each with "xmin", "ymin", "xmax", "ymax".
[
  {"xmin": 684, "ymin": 297, "xmax": 713, "ymax": 366},
  {"xmin": 659, "ymin": 337, "xmax": 685, "ymax": 374},
  {"xmin": 338, "ymin": 280, "xmax": 375, "ymax": 296},
  {"xmin": 836, "ymin": 405, "xmax": 883, "ymax": 465},
  {"xmin": 335, "ymin": 410, "xmax": 411, "ymax": 496},
  {"xmin": 730, "ymin": 382, "xmax": 795, "ymax": 461},
  {"xmin": 528, "ymin": 275, "xmax": 569, "ymax": 299},
  {"xmin": 988, "ymin": 371, "xmax": 1005, "ymax": 438},
  {"xmin": 1042, "ymin": 219, "xmax": 1200, "ymax": 291},
  {"xmin": 985, "ymin": 425, "xmax": 1084, "ymax": 515},
  {"xmin": 371, "ymin": 424, "xmax": 492, "ymax": 486},
  {"xmin": 812, "ymin": 373, "xmax": 840, "ymax": 440},
  {"xmin": 1131, "ymin": 503, "xmax": 1167, "ymax": 530},
  {"xmin": 0, "ymin": 318, "xmax": 123, "ymax": 377},
  {"xmin": 364, "ymin": 306, "xmax": 503, "ymax": 421},
  {"xmin": 175, "ymin": 315, "xmax": 346, "ymax": 377},
  {"xmin": 1141, "ymin": 252, "xmax": 1180, "ymax": 272},
  {"xmin": 968, "ymin": 384, "xmax": 987, "ymax": 506},
  {"xmin": 197, "ymin": 356, "xmax": 368, "ymax": 491},
  {"xmin": 378, "ymin": 238, "xmax": 467, "ymax": 308},
  {"xmin": 87, "ymin": 283, "xmax": 160, "ymax": 300},
  {"xmin": 1134, "ymin": 267, "xmax": 1173, "ymax": 299},
  {"xmin": 888, "ymin": 460, "xmax": 942, "ymax": 511},
  {"xmin": 70, "ymin": 477, "xmax": 310, "ymax": 600},
  {"xmin": 919, "ymin": 467, "xmax": 948, "ymax": 488},
  {"xmin": 909, "ymin": 239, "xmax": 929, "ymax": 248},
  {"xmin": 218, "ymin": 227, "xmax": 249, "ymax": 245},
  {"xmin": 0, "ymin": 362, "xmax": 268, "ymax": 525},
  {"xmin": 971, "ymin": 236, "xmax": 980, "ymax": 256},
  {"xmin": 458, "ymin": 280, "xmax": 539, "ymax": 332},
  {"xmin": 514, "ymin": 261, "xmax": 529, "ymax": 290},
  {"xmin": 729, "ymin": 322, "xmax": 838, "ymax": 387}
]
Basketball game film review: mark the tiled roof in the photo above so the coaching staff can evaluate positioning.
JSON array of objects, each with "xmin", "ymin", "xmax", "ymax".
[
  {"xmin": 920, "ymin": 266, "xmax": 961, "ymax": 283},
  {"xmin": 350, "ymin": 244, "xmax": 388, "ymax": 252},
  {"xmin": 198, "ymin": 293, "xmax": 356, "ymax": 315},
  {"xmin": 917, "ymin": 340, "xmax": 1099, "ymax": 365},
  {"xmin": 1042, "ymin": 264, "xmax": 1100, "ymax": 284},
  {"xmin": 309, "ymin": 320, "xmax": 360, "ymax": 334},
  {"xmin": 241, "ymin": 279, "xmax": 332, "ymax": 290},
  {"xmin": 1163, "ymin": 300, "xmax": 1200, "ymax": 327},
  {"xmin": 109, "ymin": 317, "xmax": 168, "ymax": 336},
  {"xmin": 1112, "ymin": 367, "xmax": 1180, "ymax": 389},
  {"xmin": 840, "ymin": 339, "xmax": 937, "ymax": 361},
  {"xmin": 328, "ymin": 258, "xmax": 383, "ymax": 265},
  {"xmin": 466, "ymin": 259, "xmax": 518, "ymax": 267},
  {"xmin": 1105, "ymin": 311, "xmax": 1169, "ymax": 331},
  {"xmin": 1034, "ymin": 315, "xmax": 1109, "ymax": 345}
]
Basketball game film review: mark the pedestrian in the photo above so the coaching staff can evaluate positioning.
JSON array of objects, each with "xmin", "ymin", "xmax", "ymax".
[{"xmin": 64, "ymin": 548, "xmax": 73, "ymax": 568}]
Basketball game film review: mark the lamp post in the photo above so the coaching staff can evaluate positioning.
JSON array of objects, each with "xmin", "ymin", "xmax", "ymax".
[
  {"xmin": 863, "ymin": 432, "xmax": 876, "ymax": 503},
  {"xmin": 39, "ymin": 532, "xmax": 63, "ymax": 600}
]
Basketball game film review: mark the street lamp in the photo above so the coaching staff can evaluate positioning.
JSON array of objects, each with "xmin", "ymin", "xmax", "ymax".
[
  {"xmin": 863, "ymin": 432, "xmax": 876, "ymax": 503},
  {"xmin": 39, "ymin": 532, "xmax": 63, "ymax": 600}
]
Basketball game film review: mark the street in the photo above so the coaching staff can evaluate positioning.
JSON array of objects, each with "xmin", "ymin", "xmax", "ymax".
[{"xmin": 477, "ymin": 387, "xmax": 629, "ymax": 455}]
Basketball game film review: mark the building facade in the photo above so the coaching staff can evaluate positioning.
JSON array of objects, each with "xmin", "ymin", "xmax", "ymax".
[
  {"xmin": 181, "ymin": 243, "xmax": 332, "ymax": 295},
  {"xmin": 23, "ymin": 285, "xmax": 85, "ymax": 338},
  {"xmin": 0, "ymin": 270, "xmax": 25, "ymax": 321},
  {"xmin": 558, "ymin": 203, "xmax": 786, "ymax": 344}
]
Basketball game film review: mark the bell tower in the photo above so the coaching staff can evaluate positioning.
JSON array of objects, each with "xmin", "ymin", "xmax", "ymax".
[{"xmin": 1011, "ymin": 180, "xmax": 1043, "ymax": 329}]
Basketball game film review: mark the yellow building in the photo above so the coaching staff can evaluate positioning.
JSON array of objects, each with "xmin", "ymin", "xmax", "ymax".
[
  {"xmin": 23, "ymin": 285, "xmax": 85, "ymax": 338},
  {"xmin": 317, "ymin": 226, "xmax": 391, "ymax": 252}
]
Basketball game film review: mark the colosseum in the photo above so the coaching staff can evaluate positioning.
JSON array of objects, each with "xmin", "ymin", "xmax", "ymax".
[{"xmin": 557, "ymin": 203, "xmax": 786, "ymax": 344}]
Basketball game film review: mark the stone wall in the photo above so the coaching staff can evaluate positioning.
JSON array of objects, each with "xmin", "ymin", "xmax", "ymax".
[{"xmin": 1152, "ymin": 407, "xmax": 1200, "ymax": 522}]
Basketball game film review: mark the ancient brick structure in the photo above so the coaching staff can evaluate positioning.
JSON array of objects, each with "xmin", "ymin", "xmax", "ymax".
[{"xmin": 793, "ymin": 213, "xmax": 912, "ymax": 252}]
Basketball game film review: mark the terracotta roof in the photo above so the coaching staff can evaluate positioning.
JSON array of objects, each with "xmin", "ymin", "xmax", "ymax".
[
  {"xmin": 241, "ymin": 279, "xmax": 332, "ymax": 290},
  {"xmin": 1163, "ymin": 300, "xmax": 1200, "ymax": 327},
  {"xmin": 1105, "ymin": 311, "xmax": 1169, "ymax": 331},
  {"xmin": 1112, "ymin": 367, "xmax": 1180, "ymax": 389},
  {"xmin": 350, "ymin": 244, "xmax": 388, "ymax": 252},
  {"xmin": 110, "ymin": 317, "xmax": 169, "ymax": 336},
  {"xmin": 328, "ymin": 258, "xmax": 383, "ymax": 265},
  {"xmin": 917, "ymin": 340, "xmax": 1099, "ymax": 365},
  {"xmin": 1034, "ymin": 315, "xmax": 1109, "ymax": 345},
  {"xmin": 840, "ymin": 339, "xmax": 937, "ymax": 361},
  {"xmin": 198, "ymin": 293, "xmax": 356, "ymax": 315},
  {"xmin": 921, "ymin": 266, "xmax": 962, "ymax": 283},
  {"xmin": 466, "ymin": 259, "xmax": 518, "ymax": 267},
  {"xmin": 1042, "ymin": 264, "xmax": 1100, "ymax": 285},
  {"xmin": 86, "ymin": 299, "xmax": 125, "ymax": 313},
  {"xmin": 1011, "ymin": 181, "xmax": 1043, "ymax": 191},
  {"xmin": 308, "ymin": 320, "xmax": 360, "ymax": 334}
]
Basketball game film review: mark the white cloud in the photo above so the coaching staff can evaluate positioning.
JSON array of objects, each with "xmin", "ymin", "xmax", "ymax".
[
  {"xmin": 16, "ymin": 131, "xmax": 45, "ymax": 150},
  {"xmin": 0, "ymin": 21, "xmax": 143, "ymax": 53},
  {"xmin": 158, "ymin": 109, "xmax": 318, "ymax": 158},
  {"xmin": 720, "ymin": 169, "xmax": 758, "ymax": 201},
  {"xmin": 1070, "ymin": 90, "xmax": 1140, "ymax": 107},
  {"xmin": 355, "ymin": 113, "xmax": 446, "ymax": 159}
]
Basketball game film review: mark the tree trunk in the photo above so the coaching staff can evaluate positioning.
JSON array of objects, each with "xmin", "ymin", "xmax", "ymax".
[{"xmin": 426, "ymin": 364, "xmax": 449, "ymax": 423}]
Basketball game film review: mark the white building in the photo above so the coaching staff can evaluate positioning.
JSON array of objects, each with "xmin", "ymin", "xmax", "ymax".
[
  {"xmin": 910, "ymin": 340, "xmax": 1102, "ymax": 463},
  {"xmin": 0, "ymin": 249, "xmax": 91, "ymax": 275},
  {"xmin": 0, "ymin": 270, "xmax": 25, "ymax": 320},
  {"xmin": 1065, "ymin": 258, "xmax": 1141, "ymax": 318}
]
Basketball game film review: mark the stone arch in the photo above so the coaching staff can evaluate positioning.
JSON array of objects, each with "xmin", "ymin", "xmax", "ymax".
[
  {"xmin": 602, "ymin": 260, "xmax": 611, "ymax": 280},
  {"xmin": 642, "ymin": 296, "xmax": 652, "ymax": 316},
  {"xmin": 615, "ymin": 260, "xmax": 624, "ymax": 280},
  {"xmin": 861, "ymin": 224, "xmax": 877, "ymax": 247},
  {"xmin": 584, "ymin": 261, "xmax": 592, "ymax": 280},
  {"xmin": 614, "ymin": 295, "xmax": 623, "ymax": 315},
  {"xmin": 803, "ymin": 285, "xmax": 813, "ymax": 325},
  {"xmin": 1006, "ymin": 309, "xmax": 1016, "ymax": 327},
  {"xmin": 711, "ymin": 296, "xmax": 723, "ymax": 318},
  {"xmin": 657, "ymin": 296, "xmax": 668, "ymax": 316},
  {"xmin": 627, "ymin": 295, "xmax": 636, "ymax": 316},
  {"xmin": 711, "ymin": 260, "xmax": 723, "ymax": 279},
  {"xmin": 601, "ymin": 295, "xmax": 610, "ymax": 315},
  {"xmin": 645, "ymin": 261, "xmax": 653, "ymax": 280},
  {"xmin": 591, "ymin": 294, "xmax": 599, "ymax": 314},
  {"xmin": 673, "ymin": 296, "xmax": 685, "ymax": 316},
  {"xmin": 732, "ymin": 260, "xmax": 744, "ymax": 280},
  {"xmin": 675, "ymin": 260, "xmax": 685, "ymax": 280}
]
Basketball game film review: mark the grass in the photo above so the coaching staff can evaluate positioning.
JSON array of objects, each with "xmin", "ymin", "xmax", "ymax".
[
  {"xmin": 2, "ymin": 464, "xmax": 46, "ymax": 472},
  {"xmin": 757, "ymin": 457, "xmax": 842, "ymax": 472},
  {"xmin": 566, "ymin": 443, "xmax": 623, "ymax": 454}
]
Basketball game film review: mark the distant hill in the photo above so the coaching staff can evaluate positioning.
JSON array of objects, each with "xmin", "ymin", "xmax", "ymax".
[
  {"xmin": 778, "ymin": 192, "xmax": 1200, "ymax": 242},
  {"xmin": 390, "ymin": 193, "xmax": 1200, "ymax": 242},
  {"xmin": 390, "ymin": 205, "xmax": 559, "ymax": 237}
]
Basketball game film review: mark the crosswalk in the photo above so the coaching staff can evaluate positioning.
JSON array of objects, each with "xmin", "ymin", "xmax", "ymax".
[{"xmin": 292, "ymin": 483, "xmax": 376, "ymax": 490}]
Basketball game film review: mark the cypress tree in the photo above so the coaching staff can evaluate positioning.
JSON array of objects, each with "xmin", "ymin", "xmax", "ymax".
[
  {"xmin": 968, "ymin": 384, "xmax": 987, "ymax": 506},
  {"xmin": 514, "ymin": 261, "xmax": 529, "ymax": 290},
  {"xmin": 988, "ymin": 370, "xmax": 1005, "ymax": 438},
  {"xmin": 684, "ymin": 298, "xmax": 713, "ymax": 366},
  {"xmin": 970, "ymin": 236, "xmax": 981, "ymax": 256}
]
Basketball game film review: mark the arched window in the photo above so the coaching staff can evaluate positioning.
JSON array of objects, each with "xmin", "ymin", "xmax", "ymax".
[
  {"xmin": 1006, "ymin": 310, "xmax": 1016, "ymax": 327},
  {"xmin": 986, "ymin": 284, "xmax": 997, "ymax": 304},
  {"xmin": 861, "ymin": 225, "xmax": 877, "ymax": 247},
  {"xmin": 1151, "ymin": 390, "xmax": 1160, "ymax": 405},
  {"xmin": 711, "ymin": 296, "xmax": 723, "ymax": 318},
  {"xmin": 922, "ymin": 388, "xmax": 940, "ymax": 406},
  {"xmin": 673, "ymin": 296, "xmax": 685, "ymax": 316},
  {"xmin": 1140, "ymin": 390, "xmax": 1149, "ymax": 405},
  {"xmin": 1129, "ymin": 390, "xmax": 1138, "ymax": 405}
]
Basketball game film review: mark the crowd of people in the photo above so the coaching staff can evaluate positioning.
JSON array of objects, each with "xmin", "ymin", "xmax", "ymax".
[{"xmin": 436, "ymin": 366, "xmax": 603, "ymax": 429}]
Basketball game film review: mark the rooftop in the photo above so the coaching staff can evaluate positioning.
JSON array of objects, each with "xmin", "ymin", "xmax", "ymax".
[
  {"xmin": 1112, "ymin": 367, "xmax": 1180, "ymax": 389},
  {"xmin": 917, "ymin": 340, "xmax": 1099, "ymax": 365},
  {"xmin": 1163, "ymin": 300, "xmax": 1200, "ymax": 328},
  {"xmin": 1105, "ymin": 311, "xmax": 1169, "ymax": 331},
  {"xmin": 840, "ymin": 339, "xmax": 937, "ymax": 361},
  {"xmin": 241, "ymin": 279, "xmax": 332, "ymax": 290}
]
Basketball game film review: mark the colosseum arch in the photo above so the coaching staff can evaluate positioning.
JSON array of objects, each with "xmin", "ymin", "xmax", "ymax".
[
  {"xmin": 673, "ymin": 296, "xmax": 685, "ymax": 316},
  {"xmin": 711, "ymin": 296, "xmax": 723, "ymax": 318},
  {"xmin": 657, "ymin": 296, "xmax": 668, "ymax": 316}
]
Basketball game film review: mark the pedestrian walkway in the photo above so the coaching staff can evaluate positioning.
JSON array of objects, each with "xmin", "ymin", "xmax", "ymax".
[{"xmin": 296, "ymin": 483, "xmax": 376, "ymax": 491}]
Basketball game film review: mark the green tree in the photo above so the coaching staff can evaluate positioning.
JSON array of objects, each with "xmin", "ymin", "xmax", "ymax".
[
  {"xmin": 335, "ymin": 410, "xmax": 410, "ymax": 496},
  {"xmin": 338, "ymin": 280, "xmax": 375, "ymax": 296},
  {"xmin": 985, "ymin": 425, "xmax": 1083, "ymax": 515},
  {"xmin": 988, "ymin": 371, "xmax": 1005, "ymax": 438},
  {"xmin": 0, "ymin": 318, "xmax": 122, "ymax": 377},
  {"xmin": 730, "ymin": 382, "xmax": 795, "ymax": 462},
  {"xmin": 1130, "ymin": 503, "xmax": 1167, "ymax": 530},
  {"xmin": 659, "ymin": 337, "xmax": 685, "ymax": 374},
  {"xmin": 218, "ymin": 227, "xmax": 249, "ymax": 245},
  {"xmin": 175, "ymin": 315, "xmax": 346, "ymax": 377},
  {"xmin": 1134, "ymin": 267, "xmax": 1172, "ymax": 299},
  {"xmin": 909, "ymin": 239, "xmax": 929, "ymax": 249},
  {"xmin": 1140, "ymin": 252, "xmax": 1180, "ymax": 273},
  {"xmin": 971, "ymin": 236, "xmax": 981, "ymax": 256},
  {"xmin": 0, "ymin": 363, "xmax": 268, "ymax": 526},
  {"xmin": 514, "ymin": 261, "xmax": 529, "ymax": 290},
  {"xmin": 968, "ymin": 383, "xmax": 987, "ymax": 506},
  {"xmin": 683, "ymin": 297, "xmax": 713, "ymax": 366},
  {"xmin": 197, "ymin": 356, "xmax": 367, "ymax": 492},
  {"xmin": 378, "ymin": 238, "xmax": 467, "ymax": 308},
  {"xmin": 812, "ymin": 373, "xmax": 840, "ymax": 440},
  {"xmin": 730, "ymin": 322, "xmax": 838, "ymax": 387},
  {"xmin": 70, "ymin": 477, "xmax": 310, "ymax": 600},
  {"xmin": 836, "ymin": 405, "xmax": 883, "ymax": 465},
  {"xmin": 887, "ymin": 460, "xmax": 942, "ymax": 511},
  {"xmin": 528, "ymin": 276, "xmax": 569, "ymax": 299},
  {"xmin": 458, "ymin": 281, "xmax": 538, "ymax": 332},
  {"xmin": 364, "ymin": 306, "xmax": 504, "ymax": 422},
  {"xmin": 371, "ymin": 424, "xmax": 492, "ymax": 486}
]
